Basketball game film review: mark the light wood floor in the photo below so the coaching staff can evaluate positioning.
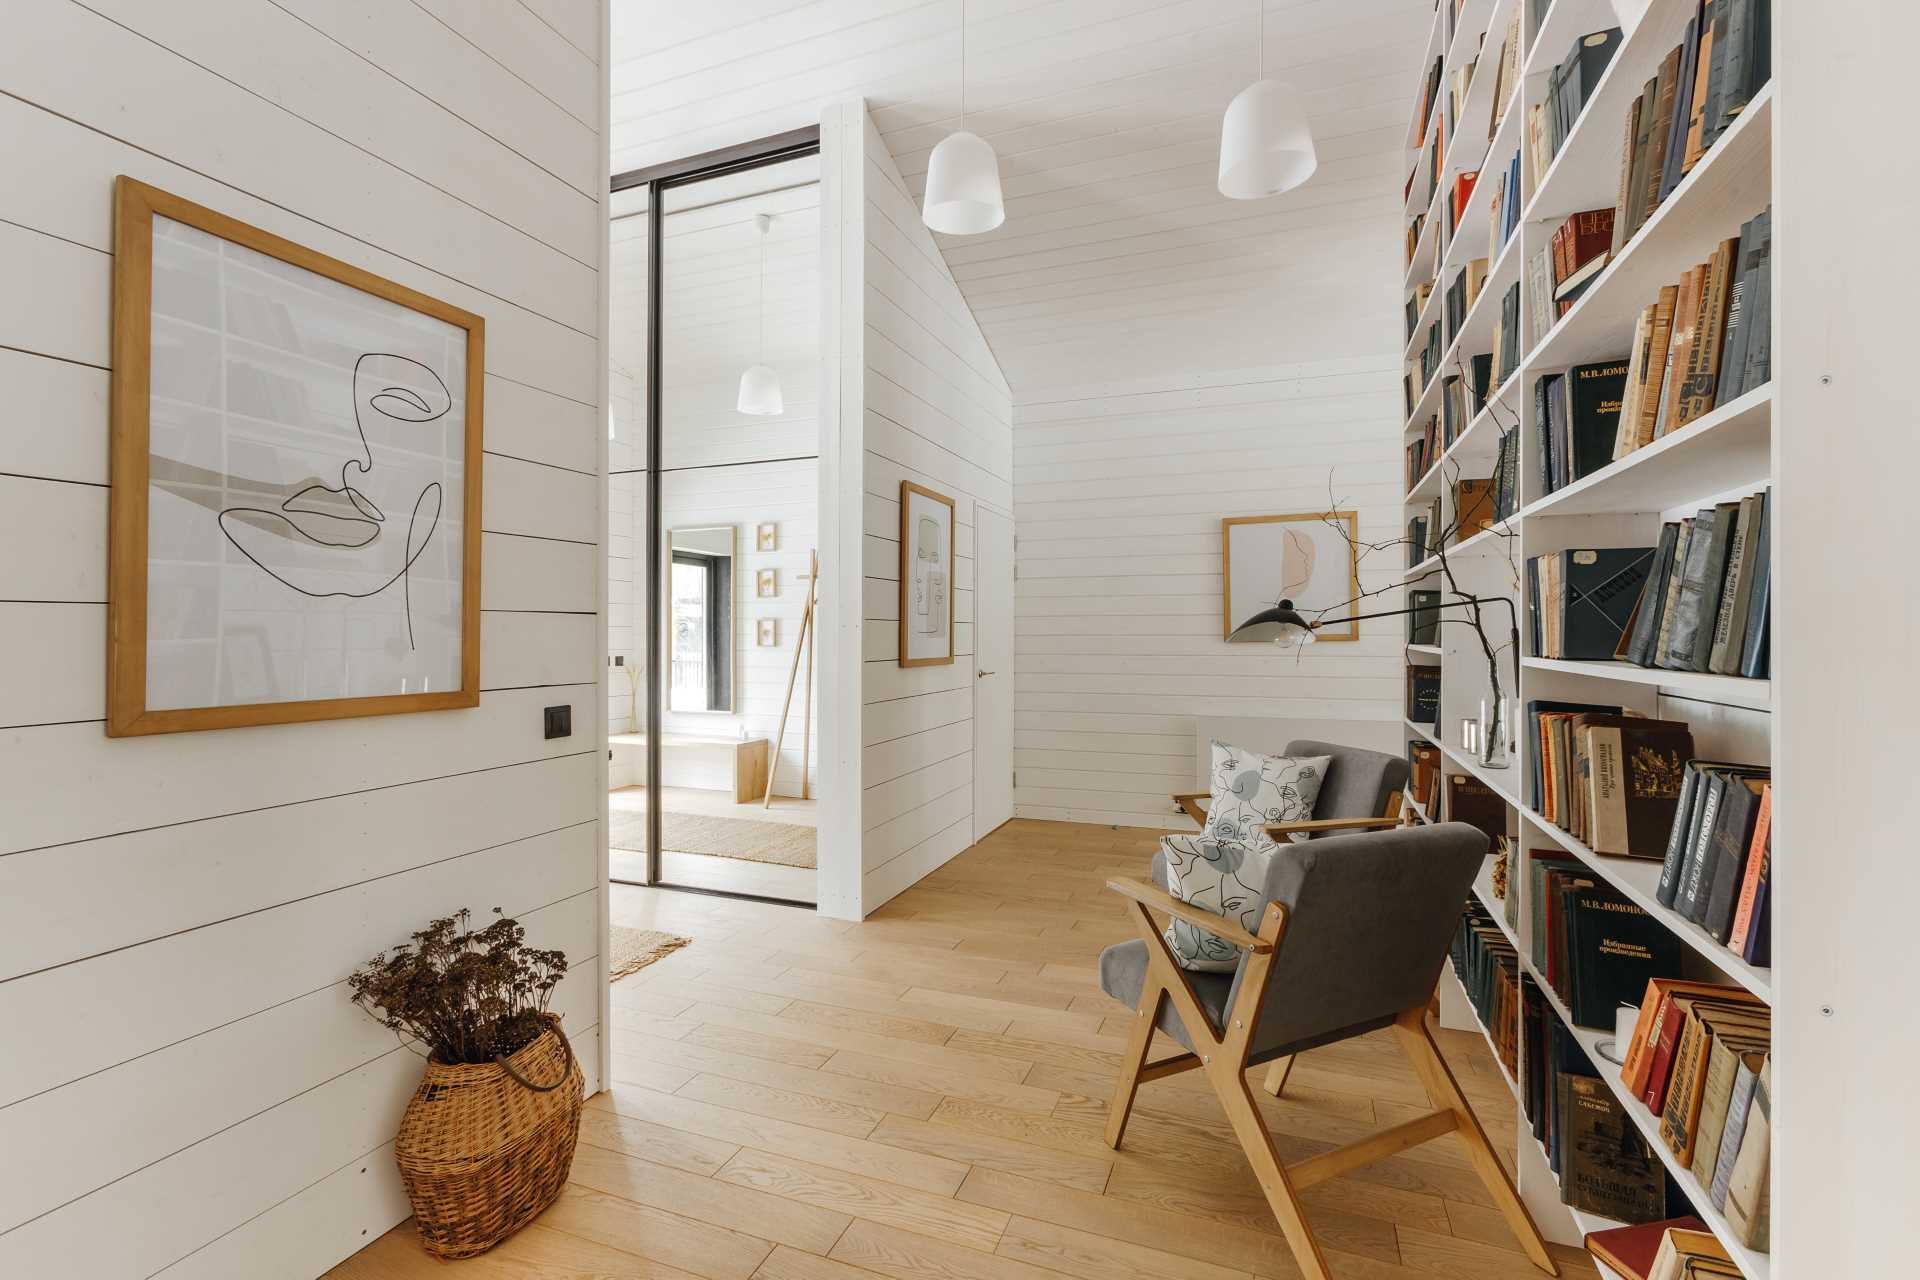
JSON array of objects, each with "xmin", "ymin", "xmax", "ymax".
[{"xmin": 328, "ymin": 819, "xmax": 1598, "ymax": 1280}]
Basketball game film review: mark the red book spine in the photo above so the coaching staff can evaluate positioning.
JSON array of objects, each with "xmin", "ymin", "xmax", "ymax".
[
  {"xmin": 1641, "ymin": 999, "xmax": 1690, "ymax": 1113},
  {"xmin": 1567, "ymin": 209, "xmax": 1617, "ymax": 273},
  {"xmin": 1727, "ymin": 783, "xmax": 1772, "ymax": 952}
]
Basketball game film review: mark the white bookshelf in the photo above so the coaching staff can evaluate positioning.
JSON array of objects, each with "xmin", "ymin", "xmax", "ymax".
[{"xmin": 1401, "ymin": 0, "xmax": 1775, "ymax": 1273}]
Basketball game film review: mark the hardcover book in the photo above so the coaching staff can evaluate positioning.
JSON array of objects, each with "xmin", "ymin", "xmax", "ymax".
[
  {"xmin": 1585, "ymin": 718, "xmax": 1695, "ymax": 858},
  {"xmin": 1566, "ymin": 359, "xmax": 1630, "ymax": 481},
  {"xmin": 1559, "ymin": 1075, "xmax": 1665, "ymax": 1221},
  {"xmin": 1568, "ymin": 885, "xmax": 1681, "ymax": 1028},
  {"xmin": 1584, "ymin": 1217, "xmax": 1711, "ymax": 1280}
]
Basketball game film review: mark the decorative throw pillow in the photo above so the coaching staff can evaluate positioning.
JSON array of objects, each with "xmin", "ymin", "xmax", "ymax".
[
  {"xmin": 1205, "ymin": 740, "xmax": 1330, "ymax": 844},
  {"xmin": 1160, "ymin": 830, "xmax": 1282, "ymax": 971}
]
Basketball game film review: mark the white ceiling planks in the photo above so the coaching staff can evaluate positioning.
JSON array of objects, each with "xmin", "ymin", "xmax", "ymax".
[{"xmin": 612, "ymin": 0, "xmax": 1430, "ymax": 387}]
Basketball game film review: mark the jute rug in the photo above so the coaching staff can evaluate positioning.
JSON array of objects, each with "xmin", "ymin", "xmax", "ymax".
[
  {"xmin": 608, "ymin": 927, "xmax": 691, "ymax": 982},
  {"xmin": 609, "ymin": 808, "xmax": 816, "ymax": 869}
]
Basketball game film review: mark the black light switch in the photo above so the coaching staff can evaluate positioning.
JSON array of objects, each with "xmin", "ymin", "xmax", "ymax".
[{"xmin": 544, "ymin": 705, "xmax": 572, "ymax": 740}]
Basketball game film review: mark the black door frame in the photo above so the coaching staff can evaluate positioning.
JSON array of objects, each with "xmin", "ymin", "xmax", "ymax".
[{"xmin": 611, "ymin": 127, "xmax": 820, "ymax": 907}]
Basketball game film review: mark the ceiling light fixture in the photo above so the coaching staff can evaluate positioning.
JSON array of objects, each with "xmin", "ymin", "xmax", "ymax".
[
  {"xmin": 921, "ymin": 0, "xmax": 1005, "ymax": 235},
  {"xmin": 1218, "ymin": 1, "xmax": 1317, "ymax": 200},
  {"xmin": 737, "ymin": 212, "xmax": 783, "ymax": 416}
]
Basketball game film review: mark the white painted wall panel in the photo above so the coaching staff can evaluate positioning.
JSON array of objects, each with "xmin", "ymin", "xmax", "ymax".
[
  {"xmin": 1012, "ymin": 358, "xmax": 1403, "ymax": 828},
  {"xmin": 0, "ymin": 5, "xmax": 607, "ymax": 1277}
]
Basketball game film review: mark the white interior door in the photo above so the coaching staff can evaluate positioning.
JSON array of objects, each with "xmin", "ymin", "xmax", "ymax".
[{"xmin": 972, "ymin": 505, "xmax": 1014, "ymax": 839}]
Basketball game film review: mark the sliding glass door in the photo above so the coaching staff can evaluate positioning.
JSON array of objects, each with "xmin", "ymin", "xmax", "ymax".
[{"xmin": 608, "ymin": 130, "xmax": 821, "ymax": 905}]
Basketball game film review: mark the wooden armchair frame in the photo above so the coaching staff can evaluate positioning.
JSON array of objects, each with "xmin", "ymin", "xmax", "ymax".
[
  {"xmin": 1102, "ymin": 875, "xmax": 1556, "ymax": 1280},
  {"xmin": 1171, "ymin": 789, "xmax": 1406, "ymax": 840}
]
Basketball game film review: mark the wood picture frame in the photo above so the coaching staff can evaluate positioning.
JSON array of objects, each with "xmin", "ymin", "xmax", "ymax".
[
  {"xmin": 1221, "ymin": 512, "xmax": 1362, "ymax": 642},
  {"xmin": 107, "ymin": 176, "xmax": 485, "ymax": 736},
  {"xmin": 898, "ymin": 480, "xmax": 956, "ymax": 667}
]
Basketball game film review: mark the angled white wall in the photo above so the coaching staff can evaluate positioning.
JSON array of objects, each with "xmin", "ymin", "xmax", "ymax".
[
  {"xmin": 819, "ymin": 100, "xmax": 1015, "ymax": 918},
  {"xmin": 0, "ymin": 2, "xmax": 607, "ymax": 1275}
]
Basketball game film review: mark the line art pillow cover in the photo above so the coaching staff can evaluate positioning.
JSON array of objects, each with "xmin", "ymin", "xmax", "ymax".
[
  {"xmin": 1205, "ymin": 740, "xmax": 1330, "ymax": 843},
  {"xmin": 1160, "ymin": 830, "xmax": 1282, "ymax": 970}
]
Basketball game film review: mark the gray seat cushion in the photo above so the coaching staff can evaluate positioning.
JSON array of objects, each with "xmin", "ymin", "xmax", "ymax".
[{"xmin": 1098, "ymin": 939, "xmax": 1232, "ymax": 1050}]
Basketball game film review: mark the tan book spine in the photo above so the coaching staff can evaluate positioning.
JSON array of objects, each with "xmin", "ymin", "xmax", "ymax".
[
  {"xmin": 1615, "ymin": 305, "xmax": 1656, "ymax": 459},
  {"xmin": 1689, "ymin": 1032, "xmax": 1743, "ymax": 1186},
  {"xmin": 1683, "ymin": 0, "xmax": 1719, "ymax": 173},
  {"xmin": 1675, "ymin": 236, "xmax": 1742, "ymax": 427},
  {"xmin": 1652, "ymin": 520, "xmax": 1693, "ymax": 670},
  {"xmin": 1636, "ymin": 284, "xmax": 1682, "ymax": 448},
  {"xmin": 1640, "ymin": 47, "xmax": 1684, "ymax": 227},
  {"xmin": 1659, "ymin": 266, "xmax": 1707, "ymax": 435},
  {"xmin": 1611, "ymin": 96, "xmax": 1642, "ymax": 256},
  {"xmin": 1588, "ymin": 725, "xmax": 1633, "ymax": 855},
  {"xmin": 1658, "ymin": 1010, "xmax": 1704, "ymax": 1155}
]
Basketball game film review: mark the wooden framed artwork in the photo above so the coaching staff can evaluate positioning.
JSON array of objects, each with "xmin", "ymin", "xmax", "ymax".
[
  {"xmin": 1222, "ymin": 512, "xmax": 1361, "ymax": 642},
  {"xmin": 107, "ymin": 177, "xmax": 485, "ymax": 736},
  {"xmin": 756, "ymin": 521, "xmax": 778, "ymax": 552},
  {"xmin": 899, "ymin": 480, "xmax": 956, "ymax": 667}
]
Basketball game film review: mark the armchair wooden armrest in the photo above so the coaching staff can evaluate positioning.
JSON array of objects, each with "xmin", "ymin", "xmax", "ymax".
[
  {"xmin": 1171, "ymin": 791, "xmax": 1208, "ymax": 824},
  {"xmin": 1105, "ymin": 876, "xmax": 1272, "ymax": 953},
  {"xmin": 1263, "ymin": 815, "xmax": 1403, "ymax": 838}
]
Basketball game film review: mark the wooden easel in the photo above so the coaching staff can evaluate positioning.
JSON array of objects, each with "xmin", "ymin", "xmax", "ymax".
[{"xmin": 765, "ymin": 549, "xmax": 817, "ymax": 807}]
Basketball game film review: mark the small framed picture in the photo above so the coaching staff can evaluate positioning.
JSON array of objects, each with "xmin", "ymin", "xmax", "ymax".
[
  {"xmin": 756, "ymin": 618, "xmax": 778, "ymax": 647},
  {"xmin": 756, "ymin": 522, "xmax": 778, "ymax": 552},
  {"xmin": 756, "ymin": 568, "xmax": 778, "ymax": 598}
]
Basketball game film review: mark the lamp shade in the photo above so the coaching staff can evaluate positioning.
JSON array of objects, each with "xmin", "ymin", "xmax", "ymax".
[
  {"xmin": 1228, "ymin": 599, "xmax": 1318, "ymax": 648},
  {"xmin": 736, "ymin": 363, "xmax": 783, "ymax": 416},
  {"xmin": 1217, "ymin": 79, "xmax": 1317, "ymax": 199},
  {"xmin": 921, "ymin": 130, "xmax": 1005, "ymax": 235}
]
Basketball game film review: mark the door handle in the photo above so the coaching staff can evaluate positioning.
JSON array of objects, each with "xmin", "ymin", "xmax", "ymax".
[{"xmin": 977, "ymin": 670, "xmax": 995, "ymax": 678}]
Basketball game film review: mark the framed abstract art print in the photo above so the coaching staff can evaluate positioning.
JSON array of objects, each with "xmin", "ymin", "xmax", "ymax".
[
  {"xmin": 106, "ymin": 177, "xmax": 485, "ymax": 735},
  {"xmin": 899, "ymin": 480, "xmax": 955, "ymax": 667}
]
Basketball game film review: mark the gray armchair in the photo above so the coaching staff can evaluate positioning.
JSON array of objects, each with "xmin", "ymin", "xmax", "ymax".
[
  {"xmin": 1171, "ymin": 738, "xmax": 1411, "ymax": 840},
  {"xmin": 1098, "ymin": 822, "xmax": 1556, "ymax": 1280}
]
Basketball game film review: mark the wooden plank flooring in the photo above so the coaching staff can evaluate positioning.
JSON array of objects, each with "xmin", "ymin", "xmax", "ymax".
[{"xmin": 326, "ymin": 819, "xmax": 1597, "ymax": 1280}]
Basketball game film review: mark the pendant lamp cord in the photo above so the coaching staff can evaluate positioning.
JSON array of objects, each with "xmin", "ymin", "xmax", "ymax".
[
  {"xmin": 959, "ymin": 0, "xmax": 967, "ymax": 127},
  {"xmin": 757, "ymin": 215, "xmax": 767, "ymax": 363},
  {"xmin": 1257, "ymin": 0, "xmax": 1264, "ymax": 80}
]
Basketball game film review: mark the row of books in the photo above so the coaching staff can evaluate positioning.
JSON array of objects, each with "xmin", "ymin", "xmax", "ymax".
[
  {"xmin": 1522, "ymin": 976, "xmax": 1672, "ymax": 1223},
  {"xmin": 1405, "ymin": 210, "xmax": 1427, "ymax": 267},
  {"xmin": 1615, "ymin": 210, "xmax": 1772, "ymax": 471},
  {"xmin": 1488, "ymin": 279, "xmax": 1522, "ymax": 390},
  {"xmin": 1658, "ymin": 765, "xmax": 1771, "ymax": 966},
  {"xmin": 1529, "ymin": 208, "xmax": 1615, "ymax": 340},
  {"xmin": 1484, "ymin": 148, "xmax": 1522, "ymax": 259},
  {"xmin": 1488, "ymin": 426, "xmax": 1521, "ymax": 522},
  {"xmin": 1622, "ymin": 978, "xmax": 1771, "ymax": 1250},
  {"xmin": 1521, "ymin": 486, "xmax": 1769, "ymax": 680},
  {"xmin": 1452, "ymin": 903, "xmax": 1678, "ymax": 1225},
  {"xmin": 1403, "ymin": 278, "xmax": 1432, "ymax": 343},
  {"xmin": 1524, "ymin": 701, "xmax": 1773, "ymax": 966},
  {"xmin": 1532, "ymin": 357, "xmax": 1628, "ymax": 496},
  {"xmin": 1532, "ymin": 27, "xmax": 1623, "ymax": 171},
  {"xmin": 1406, "ymin": 417, "xmax": 1442, "ymax": 492},
  {"xmin": 1442, "ymin": 253, "xmax": 1486, "ymax": 340},
  {"xmin": 1405, "ymin": 500, "xmax": 1441, "ymax": 567},
  {"xmin": 1416, "ymin": 309, "xmax": 1444, "ymax": 387},
  {"xmin": 1482, "ymin": 3, "xmax": 1522, "ymax": 142},
  {"xmin": 1529, "ymin": 849, "xmax": 1679, "ymax": 1027},
  {"xmin": 1611, "ymin": 0, "xmax": 1772, "ymax": 260},
  {"xmin": 1451, "ymin": 901, "xmax": 1521, "ymax": 1079},
  {"xmin": 1406, "ymin": 739, "xmax": 1441, "ymax": 810}
]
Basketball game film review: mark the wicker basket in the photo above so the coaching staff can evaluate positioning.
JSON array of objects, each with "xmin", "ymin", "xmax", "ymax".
[{"xmin": 394, "ymin": 1013, "xmax": 584, "ymax": 1259}]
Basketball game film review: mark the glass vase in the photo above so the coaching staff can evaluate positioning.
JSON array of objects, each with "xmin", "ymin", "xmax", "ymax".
[{"xmin": 1478, "ymin": 694, "xmax": 1511, "ymax": 770}]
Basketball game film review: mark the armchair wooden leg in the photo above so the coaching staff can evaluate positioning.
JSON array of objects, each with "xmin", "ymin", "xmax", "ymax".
[
  {"xmin": 1259, "ymin": 1054, "xmax": 1295, "ymax": 1098},
  {"xmin": 1216, "ymin": 1074, "xmax": 1333, "ymax": 1280},
  {"xmin": 1393, "ymin": 1010, "xmax": 1558, "ymax": 1276},
  {"xmin": 1105, "ymin": 985, "xmax": 1163, "ymax": 1150}
]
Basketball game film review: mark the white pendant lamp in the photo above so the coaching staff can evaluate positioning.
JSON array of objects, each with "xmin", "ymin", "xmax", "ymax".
[
  {"xmin": 1218, "ymin": 2, "xmax": 1317, "ymax": 199},
  {"xmin": 921, "ymin": 0, "xmax": 1004, "ymax": 235},
  {"xmin": 737, "ymin": 212, "xmax": 783, "ymax": 416}
]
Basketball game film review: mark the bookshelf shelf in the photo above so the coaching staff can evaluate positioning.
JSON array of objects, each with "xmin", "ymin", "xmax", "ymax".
[
  {"xmin": 1404, "ymin": 2, "xmax": 1777, "ymax": 1271},
  {"xmin": 1521, "ymin": 806, "xmax": 1773, "ymax": 1004},
  {"xmin": 1523, "ymin": 384, "xmax": 1771, "ymax": 519},
  {"xmin": 1521, "ymin": 657, "xmax": 1771, "ymax": 709}
]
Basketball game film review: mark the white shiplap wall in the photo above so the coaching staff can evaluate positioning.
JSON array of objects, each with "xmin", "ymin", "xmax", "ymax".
[
  {"xmin": 818, "ymin": 102, "xmax": 1013, "ymax": 916},
  {"xmin": 1011, "ymin": 355, "xmax": 1405, "ymax": 828},
  {"xmin": 0, "ymin": 3, "xmax": 606, "ymax": 1276}
]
